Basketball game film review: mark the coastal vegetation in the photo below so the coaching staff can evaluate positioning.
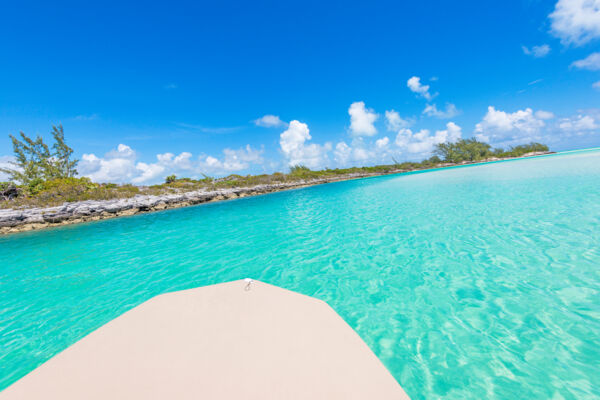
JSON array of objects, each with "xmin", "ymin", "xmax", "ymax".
[
  {"xmin": 434, "ymin": 139, "xmax": 548, "ymax": 163},
  {"xmin": 0, "ymin": 126, "xmax": 550, "ymax": 209}
]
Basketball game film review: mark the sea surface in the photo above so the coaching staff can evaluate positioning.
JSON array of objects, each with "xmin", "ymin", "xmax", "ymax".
[{"xmin": 1, "ymin": 150, "xmax": 600, "ymax": 399}]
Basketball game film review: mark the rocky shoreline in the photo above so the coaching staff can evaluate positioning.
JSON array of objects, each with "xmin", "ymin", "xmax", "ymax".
[
  {"xmin": 0, "ymin": 151, "xmax": 554, "ymax": 235},
  {"xmin": 0, "ymin": 173, "xmax": 387, "ymax": 235}
]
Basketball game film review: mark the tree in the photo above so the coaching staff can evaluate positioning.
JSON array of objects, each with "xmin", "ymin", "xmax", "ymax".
[
  {"xmin": 434, "ymin": 139, "xmax": 549, "ymax": 163},
  {"xmin": 50, "ymin": 125, "xmax": 78, "ymax": 178},
  {"xmin": 434, "ymin": 139, "xmax": 492, "ymax": 163},
  {"xmin": 165, "ymin": 174, "xmax": 177, "ymax": 184},
  {"xmin": 289, "ymin": 165, "xmax": 311, "ymax": 174},
  {"xmin": 0, "ymin": 133, "xmax": 49, "ymax": 185},
  {"xmin": 0, "ymin": 125, "xmax": 79, "ymax": 185},
  {"xmin": 426, "ymin": 155, "xmax": 442, "ymax": 164}
]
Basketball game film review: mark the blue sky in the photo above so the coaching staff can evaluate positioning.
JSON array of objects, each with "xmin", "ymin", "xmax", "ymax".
[{"xmin": 1, "ymin": 0, "xmax": 599, "ymax": 183}]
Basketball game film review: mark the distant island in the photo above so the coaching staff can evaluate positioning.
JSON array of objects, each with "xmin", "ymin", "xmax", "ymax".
[{"xmin": 0, "ymin": 126, "xmax": 551, "ymax": 234}]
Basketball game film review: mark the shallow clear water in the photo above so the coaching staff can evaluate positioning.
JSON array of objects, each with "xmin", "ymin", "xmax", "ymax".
[{"xmin": 1, "ymin": 150, "xmax": 600, "ymax": 399}]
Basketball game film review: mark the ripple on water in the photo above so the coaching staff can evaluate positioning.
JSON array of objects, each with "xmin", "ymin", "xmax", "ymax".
[{"xmin": 1, "ymin": 151, "xmax": 600, "ymax": 399}]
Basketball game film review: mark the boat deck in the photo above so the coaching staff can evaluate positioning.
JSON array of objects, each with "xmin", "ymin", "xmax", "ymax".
[{"xmin": 1, "ymin": 279, "xmax": 409, "ymax": 399}]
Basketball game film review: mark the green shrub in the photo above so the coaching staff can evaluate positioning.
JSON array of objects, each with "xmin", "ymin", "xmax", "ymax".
[
  {"xmin": 27, "ymin": 178, "xmax": 45, "ymax": 195},
  {"xmin": 1, "ymin": 134, "xmax": 550, "ymax": 209}
]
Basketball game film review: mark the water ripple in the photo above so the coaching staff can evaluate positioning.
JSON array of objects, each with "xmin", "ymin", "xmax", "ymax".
[{"xmin": 1, "ymin": 151, "xmax": 600, "ymax": 399}]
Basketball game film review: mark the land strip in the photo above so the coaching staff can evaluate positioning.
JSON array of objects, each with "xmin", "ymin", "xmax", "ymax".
[
  {"xmin": 0, "ymin": 151, "xmax": 553, "ymax": 235},
  {"xmin": 0, "ymin": 172, "xmax": 388, "ymax": 234}
]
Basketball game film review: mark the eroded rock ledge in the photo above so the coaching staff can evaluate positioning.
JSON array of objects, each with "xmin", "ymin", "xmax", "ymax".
[
  {"xmin": 0, "ymin": 152, "xmax": 555, "ymax": 235},
  {"xmin": 0, "ymin": 174, "xmax": 380, "ymax": 235}
]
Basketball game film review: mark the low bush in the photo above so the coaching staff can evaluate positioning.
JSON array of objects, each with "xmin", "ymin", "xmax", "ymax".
[{"xmin": 1, "ymin": 140, "xmax": 549, "ymax": 209}]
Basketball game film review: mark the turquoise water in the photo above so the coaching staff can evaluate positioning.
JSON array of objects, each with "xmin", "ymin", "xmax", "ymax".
[{"xmin": 1, "ymin": 150, "xmax": 600, "ymax": 399}]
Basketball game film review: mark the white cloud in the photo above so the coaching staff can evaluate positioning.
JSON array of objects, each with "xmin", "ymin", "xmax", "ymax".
[
  {"xmin": 394, "ymin": 129, "xmax": 412, "ymax": 148},
  {"xmin": 224, "ymin": 146, "xmax": 264, "ymax": 170},
  {"xmin": 156, "ymin": 152, "xmax": 194, "ymax": 170},
  {"xmin": 352, "ymin": 147, "xmax": 371, "ymax": 161},
  {"xmin": 395, "ymin": 122, "xmax": 462, "ymax": 155},
  {"xmin": 474, "ymin": 106, "xmax": 551, "ymax": 144},
  {"xmin": 79, "ymin": 154, "xmax": 136, "ymax": 183},
  {"xmin": 571, "ymin": 52, "xmax": 600, "ymax": 70},
  {"xmin": 522, "ymin": 44, "xmax": 551, "ymax": 57},
  {"xmin": 348, "ymin": 101, "xmax": 378, "ymax": 136},
  {"xmin": 593, "ymin": 81, "xmax": 600, "ymax": 90},
  {"xmin": 279, "ymin": 120, "xmax": 331, "ymax": 168},
  {"xmin": 559, "ymin": 114, "xmax": 598, "ymax": 131},
  {"xmin": 385, "ymin": 110, "xmax": 412, "ymax": 131},
  {"xmin": 423, "ymin": 103, "xmax": 459, "ymax": 119},
  {"xmin": 473, "ymin": 107, "xmax": 598, "ymax": 146},
  {"xmin": 333, "ymin": 136, "xmax": 396, "ymax": 167},
  {"xmin": 438, "ymin": 122, "xmax": 463, "ymax": 142},
  {"xmin": 0, "ymin": 155, "xmax": 16, "ymax": 181},
  {"xmin": 79, "ymin": 144, "xmax": 138, "ymax": 183},
  {"xmin": 254, "ymin": 114, "xmax": 287, "ymax": 128},
  {"xmin": 197, "ymin": 145, "xmax": 264, "ymax": 174},
  {"xmin": 79, "ymin": 143, "xmax": 264, "ymax": 184},
  {"xmin": 133, "ymin": 162, "xmax": 165, "ymax": 184},
  {"xmin": 109, "ymin": 144, "xmax": 136, "ymax": 160},
  {"xmin": 333, "ymin": 142, "xmax": 370, "ymax": 166},
  {"xmin": 333, "ymin": 142, "xmax": 353, "ymax": 166},
  {"xmin": 407, "ymin": 76, "xmax": 435, "ymax": 100},
  {"xmin": 550, "ymin": 0, "xmax": 600, "ymax": 46},
  {"xmin": 375, "ymin": 136, "xmax": 390, "ymax": 149},
  {"xmin": 405, "ymin": 130, "xmax": 436, "ymax": 154},
  {"xmin": 535, "ymin": 110, "xmax": 556, "ymax": 120}
]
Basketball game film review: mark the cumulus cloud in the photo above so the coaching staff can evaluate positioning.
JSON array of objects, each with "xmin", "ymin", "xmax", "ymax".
[
  {"xmin": 375, "ymin": 136, "xmax": 390, "ymax": 149},
  {"xmin": 79, "ymin": 144, "xmax": 264, "ymax": 184},
  {"xmin": 407, "ymin": 76, "xmax": 435, "ymax": 100},
  {"xmin": 395, "ymin": 122, "xmax": 462, "ymax": 155},
  {"xmin": 535, "ymin": 110, "xmax": 556, "ymax": 120},
  {"xmin": 559, "ymin": 114, "xmax": 598, "ymax": 131},
  {"xmin": 348, "ymin": 101, "xmax": 378, "ymax": 136},
  {"xmin": 385, "ymin": 110, "xmax": 412, "ymax": 131},
  {"xmin": 332, "ymin": 140, "xmax": 379, "ymax": 167},
  {"xmin": 332, "ymin": 134, "xmax": 404, "ymax": 167},
  {"xmin": 474, "ymin": 106, "xmax": 553, "ymax": 144},
  {"xmin": 279, "ymin": 120, "xmax": 331, "ymax": 168},
  {"xmin": 553, "ymin": 110, "xmax": 600, "ymax": 141},
  {"xmin": 0, "ymin": 156, "xmax": 16, "ymax": 181},
  {"xmin": 473, "ymin": 106, "xmax": 599, "ymax": 147},
  {"xmin": 333, "ymin": 142, "xmax": 353, "ymax": 166},
  {"xmin": 522, "ymin": 44, "xmax": 551, "ymax": 57},
  {"xmin": 254, "ymin": 114, "xmax": 287, "ymax": 128},
  {"xmin": 79, "ymin": 144, "xmax": 139, "ymax": 183},
  {"xmin": 197, "ymin": 145, "xmax": 264, "ymax": 174},
  {"xmin": 133, "ymin": 162, "xmax": 165, "ymax": 184},
  {"xmin": 222, "ymin": 146, "xmax": 263, "ymax": 170},
  {"xmin": 550, "ymin": 0, "xmax": 600, "ymax": 46},
  {"xmin": 594, "ymin": 81, "xmax": 600, "ymax": 90},
  {"xmin": 156, "ymin": 152, "xmax": 194, "ymax": 170},
  {"xmin": 423, "ymin": 103, "xmax": 460, "ymax": 119},
  {"xmin": 107, "ymin": 144, "xmax": 136, "ymax": 160},
  {"xmin": 571, "ymin": 52, "xmax": 600, "ymax": 70}
]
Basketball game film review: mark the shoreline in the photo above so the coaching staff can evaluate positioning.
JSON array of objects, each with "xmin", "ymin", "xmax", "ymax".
[
  {"xmin": 0, "ymin": 173, "xmax": 390, "ymax": 235},
  {"xmin": 0, "ymin": 152, "xmax": 553, "ymax": 235}
]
